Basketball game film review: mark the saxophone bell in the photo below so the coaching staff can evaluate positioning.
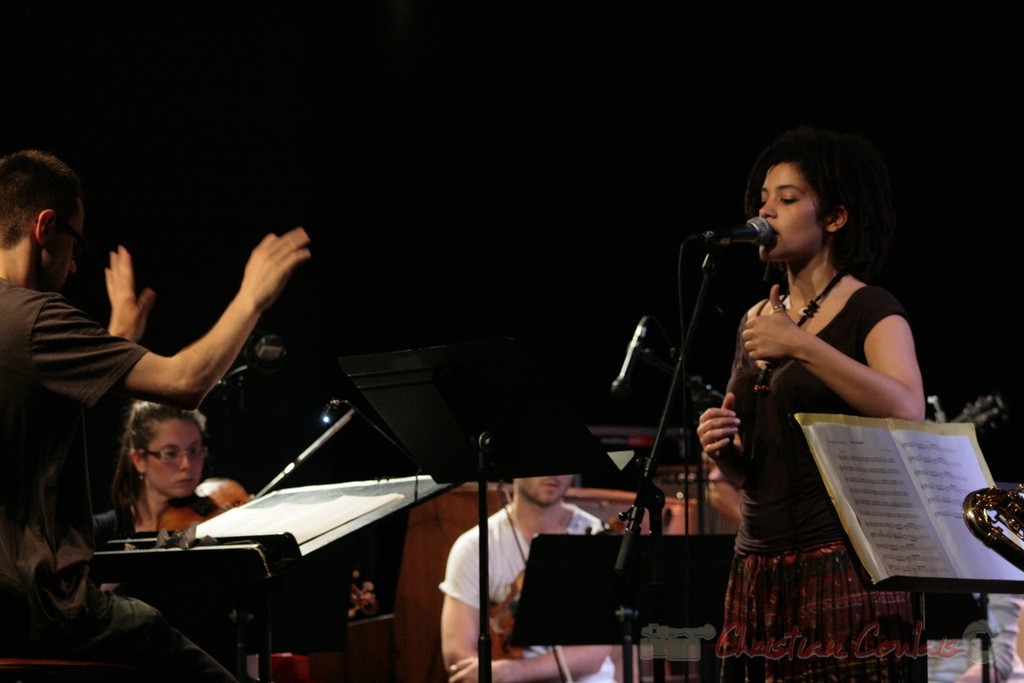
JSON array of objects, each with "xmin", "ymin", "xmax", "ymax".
[{"xmin": 963, "ymin": 484, "xmax": 1024, "ymax": 572}]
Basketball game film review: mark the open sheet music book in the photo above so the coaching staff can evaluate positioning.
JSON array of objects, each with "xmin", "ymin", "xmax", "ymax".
[
  {"xmin": 195, "ymin": 482, "xmax": 404, "ymax": 547},
  {"xmin": 794, "ymin": 413, "xmax": 1024, "ymax": 592}
]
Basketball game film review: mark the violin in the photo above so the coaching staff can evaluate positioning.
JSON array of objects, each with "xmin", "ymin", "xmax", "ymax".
[
  {"xmin": 489, "ymin": 484, "xmax": 574, "ymax": 679},
  {"xmin": 157, "ymin": 477, "xmax": 253, "ymax": 530},
  {"xmin": 489, "ymin": 570, "xmax": 526, "ymax": 660},
  {"xmin": 489, "ymin": 570, "xmax": 574, "ymax": 680}
]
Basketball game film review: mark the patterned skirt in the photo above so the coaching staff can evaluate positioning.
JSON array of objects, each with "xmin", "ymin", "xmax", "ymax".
[{"xmin": 717, "ymin": 541, "xmax": 920, "ymax": 682}]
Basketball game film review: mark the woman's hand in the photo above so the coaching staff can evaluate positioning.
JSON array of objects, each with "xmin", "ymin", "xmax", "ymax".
[
  {"xmin": 697, "ymin": 392, "xmax": 740, "ymax": 457},
  {"xmin": 697, "ymin": 392, "xmax": 746, "ymax": 485},
  {"xmin": 741, "ymin": 284, "xmax": 800, "ymax": 363}
]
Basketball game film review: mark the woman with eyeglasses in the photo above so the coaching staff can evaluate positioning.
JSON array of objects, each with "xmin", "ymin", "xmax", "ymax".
[
  {"xmin": 0, "ymin": 149, "xmax": 309, "ymax": 682},
  {"xmin": 92, "ymin": 400, "xmax": 249, "ymax": 674},
  {"xmin": 93, "ymin": 400, "xmax": 248, "ymax": 544},
  {"xmin": 93, "ymin": 399, "xmax": 379, "ymax": 679}
]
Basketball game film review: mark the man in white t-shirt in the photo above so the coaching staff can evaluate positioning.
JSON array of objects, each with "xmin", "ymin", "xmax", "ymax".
[
  {"xmin": 439, "ymin": 475, "xmax": 617, "ymax": 682},
  {"xmin": 928, "ymin": 593, "xmax": 1024, "ymax": 683}
]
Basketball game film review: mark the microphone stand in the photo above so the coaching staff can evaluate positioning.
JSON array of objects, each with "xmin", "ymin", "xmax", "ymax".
[
  {"xmin": 614, "ymin": 244, "xmax": 723, "ymax": 683},
  {"xmin": 255, "ymin": 405, "xmax": 356, "ymax": 499},
  {"xmin": 634, "ymin": 350, "xmax": 723, "ymax": 536}
]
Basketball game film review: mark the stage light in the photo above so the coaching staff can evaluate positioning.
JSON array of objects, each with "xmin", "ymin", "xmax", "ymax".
[{"xmin": 320, "ymin": 398, "xmax": 343, "ymax": 425}]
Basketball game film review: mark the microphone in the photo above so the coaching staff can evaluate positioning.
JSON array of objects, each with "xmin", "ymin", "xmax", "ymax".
[
  {"xmin": 693, "ymin": 217, "xmax": 774, "ymax": 246},
  {"xmin": 610, "ymin": 316, "xmax": 649, "ymax": 400},
  {"xmin": 211, "ymin": 329, "xmax": 287, "ymax": 401},
  {"xmin": 243, "ymin": 330, "xmax": 287, "ymax": 373}
]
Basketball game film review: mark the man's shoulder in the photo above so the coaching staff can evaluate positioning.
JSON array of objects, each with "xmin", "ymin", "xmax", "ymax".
[
  {"xmin": 0, "ymin": 278, "xmax": 53, "ymax": 305},
  {"xmin": 0, "ymin": 281, "xmax": 56, "ymax": 345},
  {"xmin": 0, "ymin": 280, "xmax": 80, "ymax": 321}
]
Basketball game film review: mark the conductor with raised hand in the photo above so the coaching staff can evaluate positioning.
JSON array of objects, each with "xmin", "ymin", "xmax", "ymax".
[{"xmin": 0, "ymin": 148, "xmax": 310, "ymax": 681}]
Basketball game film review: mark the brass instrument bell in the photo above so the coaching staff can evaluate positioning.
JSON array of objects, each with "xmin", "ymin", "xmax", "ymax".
[{"xmin": 963, "ymin": 484, "xmax": 1024, "ymax": 572}]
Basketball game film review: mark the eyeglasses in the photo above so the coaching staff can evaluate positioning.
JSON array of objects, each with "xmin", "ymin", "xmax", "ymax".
[
  {"xmin": 55, "ymin": 218, "xmax": 89, "ymax": 259},
  {"xmin": 142, "ymin": 445, "xmax": 207, "ymax": 465}
]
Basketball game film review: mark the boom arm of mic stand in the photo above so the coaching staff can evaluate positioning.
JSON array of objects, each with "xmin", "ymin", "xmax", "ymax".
[
  {"xmin": 612, "ymin": 319, "xmax": 681, "ymax": 683},
  {"xmin": 616, "ymin": 246, "xmax": 721, "ymax": 562},
  {"xmin": 638, "ymin": 346, "xmax": 726, "ymax": 409}
]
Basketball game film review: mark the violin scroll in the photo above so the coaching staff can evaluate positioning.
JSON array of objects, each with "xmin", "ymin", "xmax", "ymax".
[{"xmin": 194, "ymin": 477, "xmax": 252, "ymax": 510}]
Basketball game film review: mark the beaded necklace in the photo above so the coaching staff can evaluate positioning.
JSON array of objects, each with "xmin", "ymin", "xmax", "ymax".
[{"xmin": 753, "ymin": 271, "xmax": 847, "ymax": 397}]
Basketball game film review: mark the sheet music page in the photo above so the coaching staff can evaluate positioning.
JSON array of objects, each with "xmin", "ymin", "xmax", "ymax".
[
  {"xmin": 196, "ymin": 483, "xmax": 404, "ymax": 545},
  {"xmin": 795, "ymin": 415, "xmax": 953, "ymax": 583},
  {"xmin": 889, "ymin": 420, "xmax": 1023, "ymax": 581},
  {"xmin": 796, "ymin": 414, "xmax": 1024, "ymax": 584}
]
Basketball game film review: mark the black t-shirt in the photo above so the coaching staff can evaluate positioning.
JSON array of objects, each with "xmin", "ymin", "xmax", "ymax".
[
  {"xmin": 0, "ymin": 279, "xmax": 145, "ymax": 644},
  {"xmin": 726, "ymin": 286, "xmax": 909, "ymax": 554}
]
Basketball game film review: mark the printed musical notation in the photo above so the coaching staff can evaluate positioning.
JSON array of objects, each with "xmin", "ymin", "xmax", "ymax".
[{"xmin": 794, "ymin": 413, "xmax": 1024, "ymax": 589}]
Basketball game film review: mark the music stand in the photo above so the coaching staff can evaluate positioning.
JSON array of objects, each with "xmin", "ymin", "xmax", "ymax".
[
  {"xmin": 338, "ymin": 338, "xmax": 618, "ymax": 682},
  {"xmin": 511, "ymin": 534, "xmax": 733, "ymax": 677}
]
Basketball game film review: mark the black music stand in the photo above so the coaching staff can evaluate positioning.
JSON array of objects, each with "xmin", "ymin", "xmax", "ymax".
[
  {"xmin": 93, "ymin": 475, "xmax": 454, "ymax": 683},
  {"xmin": 338, "ymin": 338, "xmax": 618, "ymax": 682},
  {"xmin": 511, "ymin": 534, "xmax": 733, "ymax": 678}
]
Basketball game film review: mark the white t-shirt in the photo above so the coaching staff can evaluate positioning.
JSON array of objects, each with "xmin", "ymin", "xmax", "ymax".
[
  {"xmin": 439, "ymin": 504, "xmax": 616, "ymax": 682},
  {"xmin": 927, "ymin": 593, "xmax": 1024, "ymax": 682}
]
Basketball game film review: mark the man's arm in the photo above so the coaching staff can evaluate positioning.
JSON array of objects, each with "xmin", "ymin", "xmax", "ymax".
[
  {"xmin": 442, "ymin": 594, "xmax": 613, "ymax": 681},
  {"xmin": 441, "ymin": 593, "xmax": 481, "ymax": 669},
  {"xmin": 116, "ymin": 227, "xmax": 310, "ymax": 408}
]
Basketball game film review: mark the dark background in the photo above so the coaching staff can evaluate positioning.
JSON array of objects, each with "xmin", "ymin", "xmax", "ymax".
[{"xmin": 4, "ymin": 3, "xmax": 1021, "ymax": 506}]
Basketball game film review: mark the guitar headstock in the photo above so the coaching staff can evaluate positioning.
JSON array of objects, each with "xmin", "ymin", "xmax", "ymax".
[{"xmin": 951, "ymin": 391, "xmax": 1010, "ymax": 434}]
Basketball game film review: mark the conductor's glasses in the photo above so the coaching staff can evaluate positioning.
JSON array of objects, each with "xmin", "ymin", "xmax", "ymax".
[{"xmin": 56, "ymin": 218, "xmax": 89, "ymax": 259}]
